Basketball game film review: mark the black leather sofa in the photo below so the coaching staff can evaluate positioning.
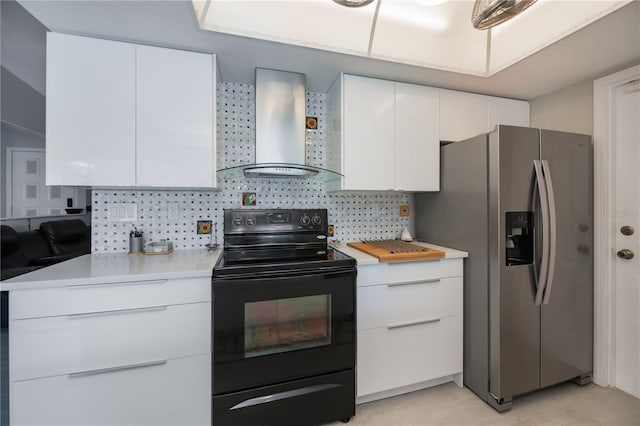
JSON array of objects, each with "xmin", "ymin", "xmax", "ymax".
[{"xmin": 1, "ymin": 219, "xmax": 91, "ymax": 327}]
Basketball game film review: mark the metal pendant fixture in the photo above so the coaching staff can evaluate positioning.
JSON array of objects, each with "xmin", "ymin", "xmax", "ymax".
[
  {"xmin": 472, "ymin": 0, "xmax": 537, "ymax": 30},
  {"xmin": 333, "ymin": 0, "xmax": 374, "ymax": 7}
]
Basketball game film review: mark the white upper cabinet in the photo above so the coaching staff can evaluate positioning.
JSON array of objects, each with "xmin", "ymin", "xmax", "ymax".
[
  {"xmin": 328, "ymin": 74, "xmax": 440, "ymax": 192},
  {"xmin": 487, "ymin": 96, "xmax": 530, "ymax": 131},
  {"xmin": 342, "ymin": 75, "xmax": 396, "ymax": 191},
  {"xmin": 135, "ymin": 45, "xmax": 215, "ymax": 187},
  {"xmin": 439, "ymin": 89, "xmax": 489, "ymax": 143},
  {"xmin": 46, "ymin": 33, "xmax": 136, "ymax": 186},
  {"xmin": 46, "ymin": 33, "xmax": 216, "ymax": 188},
  {"xmin": 395, "ymin": 83, "xmax": 439, "ymax": 192},
  {"xmin": 440, "ymin": 89, "xmax": 530, "ymax": 142}
]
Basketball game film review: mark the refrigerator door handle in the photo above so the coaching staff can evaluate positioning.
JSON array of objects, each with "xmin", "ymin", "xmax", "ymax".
[
  {"xmin": 541, "ymin": 160, "xmax": 557, "ymax": 304},
  {"xmin": 533, "ymin": 160, "xmax": 550, "ymax": 306}
]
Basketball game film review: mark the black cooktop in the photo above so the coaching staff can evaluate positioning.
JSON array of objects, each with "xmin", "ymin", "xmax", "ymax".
[
  {"xmin": 213, "ymin": 246, "xmax": 355, "ymax": 277},
  {"xmin": 213, "ymin": 208, "xmax": 355, "ymax": 277}
]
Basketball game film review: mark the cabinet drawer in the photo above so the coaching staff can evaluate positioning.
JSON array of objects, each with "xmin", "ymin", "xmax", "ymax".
[
  {"xmin": 10, "ymin": 276, "xmax": 211, "ymax": 319},
  {"xmin": 12, "ymin": 302, "xmax": 210, "ymax": 381},
  {"xmin": 357, "ymin": 315, "xmax": 462, "ymax": 397},
  {"xmin": 357, "ymin": 277, "xmax": 461, "ymax": 330},
  {"xmin": 11, "ymin": 354, "xmax": 211, "ymax": 426},
  {"xmin": 356, "ymin": 259, "xmax": 462, "ymax": 287}
]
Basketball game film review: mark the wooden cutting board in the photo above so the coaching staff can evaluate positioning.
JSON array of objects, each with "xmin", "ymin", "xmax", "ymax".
[{"xmin": 347, "ymin": 241, "xmax": 446, "ymax": 263}]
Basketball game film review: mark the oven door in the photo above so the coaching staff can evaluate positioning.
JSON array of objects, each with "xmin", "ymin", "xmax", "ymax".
[{"xmin": 213, "ymin": 266, "xmax": 356, "ymax": 395}]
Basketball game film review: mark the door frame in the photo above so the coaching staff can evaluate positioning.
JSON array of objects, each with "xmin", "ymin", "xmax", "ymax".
[
  {"xmin": 593, "ymin": 64, "xmax": 640, "ymax": 387},
  {"xmin": 4, "ymin": 147, "xmax": 45, "ymax": 217}
]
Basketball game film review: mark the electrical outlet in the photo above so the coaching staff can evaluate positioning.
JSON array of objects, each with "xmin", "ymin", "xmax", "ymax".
[{"xmin": 399, "ymin": 205, "xmax": 410, "ymax": 217}]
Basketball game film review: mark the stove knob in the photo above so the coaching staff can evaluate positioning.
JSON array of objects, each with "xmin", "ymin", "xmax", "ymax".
[
  {"xmin": 311, "ymin": 214, "xmax": 322, "ymax": 226},
  {"xmin": 300, "ymin": 214, "xmax": 310, "ymax": 226},
  {"xmin": 232, "ymin": 216, "xmax": 244, "ymax": 227},
  {"xmin": 246, "ymin": 217, "xmax": 256, "ymax": 226}
]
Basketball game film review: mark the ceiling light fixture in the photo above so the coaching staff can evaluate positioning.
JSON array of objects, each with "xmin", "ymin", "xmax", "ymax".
[
  {"xmin": 471, "ymin": 0, "xmax": 537, "ymax": 30},
  {"xmin": 333, "ymin": 0, "xmax": 375, "ymax": 7}
]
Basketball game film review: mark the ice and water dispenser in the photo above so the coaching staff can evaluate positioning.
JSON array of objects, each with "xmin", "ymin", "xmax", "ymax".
[{"xmin": 505, "ymin": 212, "xmax": 534, "ymax": 266}]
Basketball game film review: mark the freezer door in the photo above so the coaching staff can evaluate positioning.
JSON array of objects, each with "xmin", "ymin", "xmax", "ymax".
[
  {"xmin": 489, "ymin": 126, "xmax": 541, "ymax": 402},
  {"xmin": 540, "ymin": 130, "xmax": 593, "ymax": 387}
]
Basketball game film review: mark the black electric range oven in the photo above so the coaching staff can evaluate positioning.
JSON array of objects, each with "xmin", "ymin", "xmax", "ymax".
[{"xmin": 212, "ymin": 209, "xmax": 356, "ymax": 426}]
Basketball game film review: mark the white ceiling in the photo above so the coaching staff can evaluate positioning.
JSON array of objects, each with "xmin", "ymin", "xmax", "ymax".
[
  {"xmin": 195, "ymin": 0, "xmax": 630, "ymax": 77},
  {"xmin": 18, "ymin": 0, "xmax": 640, "ymax": 100}
]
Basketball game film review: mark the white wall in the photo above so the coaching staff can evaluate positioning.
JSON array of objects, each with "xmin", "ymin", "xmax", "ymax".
[
  {"xmin": 1, "ymin": 0, "xmax": 48, "ymax": 96},
  {"xmin": 529, "ymin": 79, "xmax": 593, "ymax": 136}
]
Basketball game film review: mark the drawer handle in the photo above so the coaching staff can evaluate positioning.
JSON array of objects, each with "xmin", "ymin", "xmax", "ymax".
[
  {"xmin": 230, "ymin": 384, "xmax": 342, "ymax": 410},
  {"xmin": 67, "ymin": 279, "xmax": 168, "ymax": 289},
  {"xmin": 387, "ymin": 317, "xmax": 441, "ymax": 330},
  {"xmin": 67, "ymin": 305, "xmax": 168, "ymax": 319},
  {"xmin": 386, "ymin": 278, "xmax": 441, "ymax": 287},
  {"xmin": 68, "ymin": 359, "xmax": 167, "ymax": 378}
]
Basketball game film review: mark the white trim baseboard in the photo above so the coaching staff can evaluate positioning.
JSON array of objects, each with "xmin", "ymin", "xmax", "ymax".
[{"xmin": 592, "ymin": 64, "xmax": 640, "ymax": 388}]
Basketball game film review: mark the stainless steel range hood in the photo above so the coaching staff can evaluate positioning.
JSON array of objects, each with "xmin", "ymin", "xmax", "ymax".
[{"xmin": 217, "ymin": 68, "xmax": 342, "ymax": 180}]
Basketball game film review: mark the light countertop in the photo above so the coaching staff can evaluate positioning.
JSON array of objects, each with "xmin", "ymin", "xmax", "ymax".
[
  {"xmin": 335, "ymin": 241, "xmax": 468, "ymax": 266},
  {"xmin": 1, "ymin": 242, "xmax": 467, "ymax": 290},
  {"xmin": 1, "ymin": 248, "xmax": 222, "ymax": 291}
]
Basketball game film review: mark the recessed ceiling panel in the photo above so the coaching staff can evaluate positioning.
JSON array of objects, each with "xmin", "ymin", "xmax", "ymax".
[
  {"xmin": 370, "ymin": 0, "xmax": 488, "ymax": 75},
  {"xmin": 489, "ymin": 0, "xmax": 631, "ymax": 74},
  {"xmin": 193, "ymin": 0, "xmax": 633, "ymax": 78},
  {"xmin": 201, "ymin": 0, "xmax": 375, "ymax": 56}
]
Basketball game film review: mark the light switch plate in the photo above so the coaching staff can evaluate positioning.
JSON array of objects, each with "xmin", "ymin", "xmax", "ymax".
[{"xmin": 106, "ymin": 203, "xmax": 137, "ymax": 222}]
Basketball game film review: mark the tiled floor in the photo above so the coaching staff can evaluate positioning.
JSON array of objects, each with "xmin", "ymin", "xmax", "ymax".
[{"xmin": 333, "ymin": 381, "xmax": 639, "ymax": 426}]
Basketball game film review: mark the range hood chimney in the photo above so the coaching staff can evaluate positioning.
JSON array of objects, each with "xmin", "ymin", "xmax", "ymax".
[
  {"xmin": 217, "ymin": 68, "xmax": 341, "ymax": 180},
  {"xmin": 247, "ymin": 68, "xmax": 315, "ymax": 177}
]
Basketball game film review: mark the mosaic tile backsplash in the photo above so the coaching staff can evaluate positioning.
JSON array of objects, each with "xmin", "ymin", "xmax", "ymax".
[{"xmin": 92, "ymin": 83, "xmax": 413, "ymax": 253}]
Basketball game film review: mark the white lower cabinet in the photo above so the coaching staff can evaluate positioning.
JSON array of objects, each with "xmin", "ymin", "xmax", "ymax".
[
  {"xmin": 358, "ymin": 316, "xmax": 462, "ymax": 397},
  {"xmin": 9, "ymin": 277, "xmax": 211, "ymax": 426},
  {"xmin": 356, "ymin": 259, "xmax": 463, "ymax": 402},
  {"xmin": 12, "ymin": 354, "xmax": 210, "ymax": 426}
]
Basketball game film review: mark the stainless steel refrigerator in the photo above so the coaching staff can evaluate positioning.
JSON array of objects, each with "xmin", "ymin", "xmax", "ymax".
[{"xmin": 415, "ymin": 125, "xmax": 593, "ymax": 412}]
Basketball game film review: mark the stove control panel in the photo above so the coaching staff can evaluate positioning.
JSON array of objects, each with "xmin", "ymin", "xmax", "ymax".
[{"xmin": 224, "ymin": 209, "xmax": 328, "ymax": 234}]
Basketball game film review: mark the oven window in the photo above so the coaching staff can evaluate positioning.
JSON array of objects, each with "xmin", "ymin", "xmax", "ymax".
[{"xmin": 244, "ymin": 295, "xmax": 331, "ymax": 358}]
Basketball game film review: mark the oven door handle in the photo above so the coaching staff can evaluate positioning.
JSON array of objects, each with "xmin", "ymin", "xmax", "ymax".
[{"xmin": 230, "ymin": 383, "xmax": 342, "ymax": 410}]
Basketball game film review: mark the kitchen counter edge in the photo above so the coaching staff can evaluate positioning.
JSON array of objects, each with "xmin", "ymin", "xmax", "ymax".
[
  {"xmin": 335, "ymin": 242, "xmax": 468, "ymax": 266},
  {"xmin": 0, "ymin": 248, "xmax": 222, "ymax": 291}
]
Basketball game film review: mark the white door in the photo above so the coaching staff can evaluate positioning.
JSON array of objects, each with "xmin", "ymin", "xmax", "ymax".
[
  {"xmin": 612, "ymin": 78, "xmax": 640, "ymax": 398},
  {"xmin": 7, "ymin": 148, "xmax": 79, "ymax": 218}
]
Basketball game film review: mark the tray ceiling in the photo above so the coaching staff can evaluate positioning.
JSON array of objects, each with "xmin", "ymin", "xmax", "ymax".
[{"xmin": 193, "ymin": 0, "xmax": 631, "ymax": 76}]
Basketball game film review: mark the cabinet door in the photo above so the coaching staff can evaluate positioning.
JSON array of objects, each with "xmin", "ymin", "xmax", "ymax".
[
  {"xmin": 343, "ymin": 75, "xmax": 395, "ymax": 190},
  {"xmin": 487, "ymin": 96, "xmax": 530, "ymax": 130},
  {"xmin": 439, "ymin": 89, "xmax": 488, "ymax": 142},
  {"xmin": 395, "ymin": 83, "xmax": 440, "ymax": 191},
  {"xmin": 357, "ymin": 315, "xmax": 462, "ymax": 397},
  {"xmin": 46, "ymin": 33, "xmax": 136, "ymax": 186},
  {"xmin": 12, "ymin": 354, "xmax": 211, "ymax": 426},
  {"xmin": 136, "ymin": 45, "xmax": 214, "ymax": 188},
  {"xmin": 12, "ymin": 302, "xmax": 211, "ymax": 381}
]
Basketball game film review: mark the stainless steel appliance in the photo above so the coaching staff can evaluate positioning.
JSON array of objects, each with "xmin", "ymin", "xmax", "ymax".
[
  {"xmin": 415, "ymin": 125, "xmax": 593, "ymax": 411},
  {"xmin": 212, "ymin": 209, "xmax": 356, "ymax": 425}
]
